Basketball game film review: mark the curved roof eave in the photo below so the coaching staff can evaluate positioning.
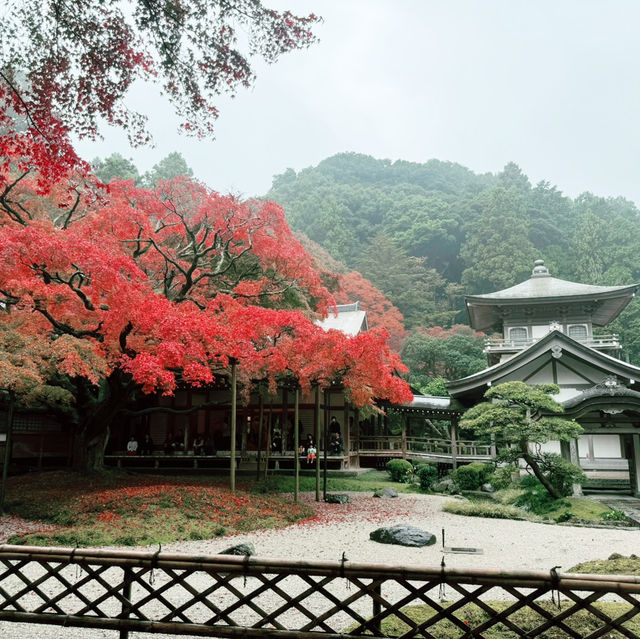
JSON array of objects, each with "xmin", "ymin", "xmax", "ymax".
[
  {"xmin": 466, "ymin": 284, "xmax": 638, "ymax": 332},
  {"xmin": 446, "ymin": 330, "xmax": 640, "ymax": 398}
]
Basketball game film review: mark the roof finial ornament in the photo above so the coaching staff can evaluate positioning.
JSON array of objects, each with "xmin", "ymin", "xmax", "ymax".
[{"xmin": 532, "ymin": 259, "xmax": 550, "ymax": 277}]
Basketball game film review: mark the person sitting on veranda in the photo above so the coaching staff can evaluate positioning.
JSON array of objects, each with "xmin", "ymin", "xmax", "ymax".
[
  {"xmin": 163, "ymin": 432, "xmax": 175, "ymax": 455},
  {"xmin": 193, "ymin": 435, "xmax": 205, "ymax": 456},
  {"xmin": 139, "ymin": 433, "xmax": 153, "ymax": 456},
  {"xmin": 306, "ymin": 440, "xmax": 317, "ymax": 464},
  {"xmin": 329, "ymin": 432, "xmax": 343, "ymax": 455},
  {"xmin": 126, "ymin": 436, "xmax": 138, "ymax": 456}
]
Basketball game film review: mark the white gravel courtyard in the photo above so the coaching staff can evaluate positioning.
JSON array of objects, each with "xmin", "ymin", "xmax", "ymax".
[{"xmin": 1, "ymin": 492, "xmax": 638, "ymax": 638}]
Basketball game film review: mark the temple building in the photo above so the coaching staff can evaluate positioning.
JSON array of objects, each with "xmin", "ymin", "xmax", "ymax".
[{"xmin": 447, "ymin": 259, "xmax": 640, "ymax": 494}]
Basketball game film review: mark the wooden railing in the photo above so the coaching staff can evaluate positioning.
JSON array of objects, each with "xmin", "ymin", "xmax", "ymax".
[
  {"xmin": 358, "ymin": 436, "xmax": 493, "ymax": 459},
  {"xmin": 0, "ymin": 545, "xmax": 639, "ymax": 638},
  {"xmin": 485, "ymin": 334, "xmax": 620, "ymax": 352}
]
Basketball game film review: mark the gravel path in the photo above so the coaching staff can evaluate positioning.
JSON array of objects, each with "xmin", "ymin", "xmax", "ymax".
[{"xmin": 1, "ymin": 492, "xmax": 639, "ymax": 638}]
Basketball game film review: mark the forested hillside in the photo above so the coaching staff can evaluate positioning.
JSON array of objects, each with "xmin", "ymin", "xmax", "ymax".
[{"xmin": 267, "ymin": 152, "xmax": 640, "ymax": 380}]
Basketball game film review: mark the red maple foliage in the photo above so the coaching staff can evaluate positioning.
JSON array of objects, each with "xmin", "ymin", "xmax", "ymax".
[
  {"xmin": 0, "ymin": 138, "xmax": 411, "ymax": 471},
  {"xmin": 1, "ymin": 1, "xmax": 320, "ymax": 180},
  {"xmin": 335, "ymin": 271, "xmax": 407, "ymax": 351}
]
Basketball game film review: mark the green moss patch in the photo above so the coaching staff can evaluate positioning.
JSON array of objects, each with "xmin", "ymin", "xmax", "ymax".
[{"xmin": 373, "ymin": 601, "xmax": 640, "ymax": 638}]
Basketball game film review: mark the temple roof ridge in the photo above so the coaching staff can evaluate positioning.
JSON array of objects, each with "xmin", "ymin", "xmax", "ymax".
[{"xmin": 467, "ymin": 259, "xmax": 637, "ymax": 301}]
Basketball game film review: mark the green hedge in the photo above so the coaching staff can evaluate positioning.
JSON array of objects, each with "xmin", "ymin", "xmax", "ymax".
[
  {"xmin": 386, "ymin": 459, "xmax": 413, "ymax": 483},
  {"xmin": 415, "ymin": 464, "xmax": 438, "ymax": 491},
  {"xmin": 452, "ymin": 463, "xmax": 493, "ymax": 490}
]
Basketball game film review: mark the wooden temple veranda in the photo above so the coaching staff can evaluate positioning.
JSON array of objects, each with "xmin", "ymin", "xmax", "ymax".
[{"xmin": 6, "ymin": 262, "xmax": 640, "ymax": 493}]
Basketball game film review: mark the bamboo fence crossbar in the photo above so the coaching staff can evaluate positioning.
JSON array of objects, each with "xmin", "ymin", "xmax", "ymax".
[{"xmin": 0, "ymin": 544, "xmax": 639, "ymax": 638}]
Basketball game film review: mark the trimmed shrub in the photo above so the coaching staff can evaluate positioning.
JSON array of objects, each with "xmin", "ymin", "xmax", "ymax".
[
  {"xmin": 452, "ymin": 465, "xmax": 480, "ymax": 490},
  {"xmin": 416, "ymin": 464, "xmax": 438, "ymax": 491},
  {"xmin": 489, "ymin": 465, "xmax": 518, "ymax": 490},
  {"xmin": 451, "ymin": 463, "xmax": 492, "ymax": 490},
  {"xmin": 386, "ymin": 459, "xmax": 414, "ymax": 483}
]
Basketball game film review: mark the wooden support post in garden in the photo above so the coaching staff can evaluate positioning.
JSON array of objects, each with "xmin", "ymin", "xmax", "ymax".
[
  {"xmin": 450, "ymin": 418, "xmax": 458, "ymax": 471},
  {"xmin": 294, "ymin": 386, "xmax": 300, "ymax": 503},
  {"xmin": 315, "ymin": 385, "xmax": 320, "ymax": 502},
  {"xmin": 401, "ymin": 413, "xmax": 407, "ymax": 459},
  {"xmin": 282, "ymin": 387, "xmax": 288, "ymax": 455},
  {"xmin": 119, "ymin": 566, "xmax": 133, "ymax": 639},
  {"xmin": 323, "ymin": 388, "xmax": 330, "ymax": 501},
  {"xmin": 354, "ymin": 407, "xmax": 360, "ymax": 468},
  {"xmin": 264, "ymin": 401, "xmax": 273, "ymax": 480},
  {"xmin": 570, "ymin": 437, "xmax": 583, "ymax": 496},
  {"xmin": 372, "ymin": 581, "xmax": 382, "ymax": 636},
  {"xmin": 343, "ymin": 398, "xmax": 350, "ymax": 467},
  {"xmin": 256, "ymin": 389, "xmax": 264, "ymax": 480},
  {"xmin": 0, "ymin": 391, "xmax": 15, "ymax": 514},
  {"xmin": 230, "ymin": 361, "xmax": 237, "ymax": 493}
]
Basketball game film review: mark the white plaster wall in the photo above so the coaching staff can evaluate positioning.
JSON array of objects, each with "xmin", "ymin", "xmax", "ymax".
[
  {"xmin": 577, "ymin": 435, "xmax": 590, "ymax": 458},
  {"xmin": 592, "ymin": 434, "xmax": 622, "ymax": 458},
  {"xmin": 538, "ymin": 441, "xmax": 561, "ymax": 454},
  {"xmin": 531, "ymin": 324, "xmax": 551, "ymax": 338}
]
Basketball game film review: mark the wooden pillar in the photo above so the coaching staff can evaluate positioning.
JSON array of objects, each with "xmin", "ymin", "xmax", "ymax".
[
  {"xmin": 343, "ymin": 396, "xmax": 350, "ymax": 467},
  {"xmin": 401, "ymin": 413, "xmax": 407, "ymax": 459},
  {"xmin": 230, "ymin": 361, "xmax": 237, "ymax": 493},
  {"xmin": 450, "ymin": 417, "xmax": 458, "ymax": 471},
  {"xmin": 294, "ymin": 387, "xmax": 300, "ymax": 503},
  {"xmin": 354, "ymin": 407, "xmax": 360, "ymax": 469},
  {"xmin": 282, "ymin": 387, "xmax": 289, "ymax": 455},
  {"xmin": 630, "ymin": 435, "xmax": 640, "ymax": 498},
  {"xmin": 256, "ymin": 389, "xmax": 264, "ymax": 480},
  {"xmin": 0, "ymin": 391, "xmax": 15, "ymax": 514},
  {"xmin": 314, "ymin": 386, "xmax": 321, "ymax": 502},
  {"xmin": 569, "ymin": 437, "xmax": 583, "ymax": 496},
  {"xmin": 323, "ymin": 388, "xmax": 330, "ymax": 501}
]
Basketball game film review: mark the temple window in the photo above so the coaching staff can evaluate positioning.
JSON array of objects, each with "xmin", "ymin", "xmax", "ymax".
[
  {"xmin": 568, "ymin": 324, "xmax": 588, "ymax": 340},
  {"xmin": 509, "ymin": 327, "xmax": 528, "ymax": 342}
]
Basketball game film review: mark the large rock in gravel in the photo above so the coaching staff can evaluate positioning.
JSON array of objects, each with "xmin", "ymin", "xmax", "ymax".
[
  {"xmin": 373, "ymin": 487, "xmax": 398, "ymax": 498},
  {"xmin": 220, "ymin": 543, "xmax": 255, "ymax": 556},
  {"xmin": 369, "ymin": 525, "xmax": 436, "ymax": 547},
  {"xmin": 326, "ymin": 493, "xmax": 350, "ymax": 504}
]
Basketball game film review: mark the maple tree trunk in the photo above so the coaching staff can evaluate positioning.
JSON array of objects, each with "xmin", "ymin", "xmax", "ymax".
[
  {"xmin": 520, "ymin": 439, "xmax": 561, "ymax": 500},
  {"xmin": 71, "ymin": 376, "xmax": 127, "ymax": 474},
  {"xmin": 73, "ymin": 425, "xmax": 110, "ymax": 473}
]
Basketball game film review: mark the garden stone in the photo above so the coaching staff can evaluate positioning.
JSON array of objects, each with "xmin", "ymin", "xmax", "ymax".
[
  {"xmin": 220, "ymin": 543, "xmax": 255, "ymax": 556},
  {"xmin": 326, "ymin": 493, "xmax": 350, "ymax": 504},
  {"xmin": 481, "ymin": 483, "xmax": 494, "ymax": 493},
  {"xmin": 370, "ymin": 525, "xmax": 436, "ymax": 547},
  {"xmin": 373, "ymin": 487, "xmax": 398, "ymax": 498}
]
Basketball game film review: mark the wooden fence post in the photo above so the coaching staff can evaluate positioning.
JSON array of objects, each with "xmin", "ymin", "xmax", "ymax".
[{"xmin": 119, "ymin": 566, "xmax": 133, "ymax": 639}]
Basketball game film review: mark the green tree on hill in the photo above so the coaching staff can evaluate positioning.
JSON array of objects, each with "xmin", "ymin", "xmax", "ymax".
[{"xmin": 460, "ymin": 186, "xmax": 537, "ymax": 292}]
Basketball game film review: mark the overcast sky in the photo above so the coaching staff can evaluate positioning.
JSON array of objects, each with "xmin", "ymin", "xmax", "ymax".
[{"xmin": 74, "ymin": 0, "xmax": 640, "ymax": 204}]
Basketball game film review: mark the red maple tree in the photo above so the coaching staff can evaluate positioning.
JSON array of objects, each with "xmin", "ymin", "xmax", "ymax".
[{"xmin": 0, "ymin": 143, "xmax": 411, "ymax": 471}]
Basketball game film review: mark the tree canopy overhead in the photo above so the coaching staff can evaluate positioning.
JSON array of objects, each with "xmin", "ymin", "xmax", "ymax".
[{"xmin": 1, "ymin": 0, "xmax": 320, "ymax": 177}]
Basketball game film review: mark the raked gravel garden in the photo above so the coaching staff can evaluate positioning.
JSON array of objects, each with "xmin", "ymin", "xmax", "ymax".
[{"xmin": 1, "ymin": 487, "xmax": 640, "ymax": 639}]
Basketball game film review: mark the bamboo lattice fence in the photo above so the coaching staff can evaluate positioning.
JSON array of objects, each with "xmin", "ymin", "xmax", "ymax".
[{"xmin": 0, "ymin": 544, "xmax": 639, "ymax": 637}]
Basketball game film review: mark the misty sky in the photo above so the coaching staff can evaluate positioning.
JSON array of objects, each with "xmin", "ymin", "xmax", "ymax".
[{"xmin": 74, "ymin": 0, "xmax": 640, "ymax": 204}]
